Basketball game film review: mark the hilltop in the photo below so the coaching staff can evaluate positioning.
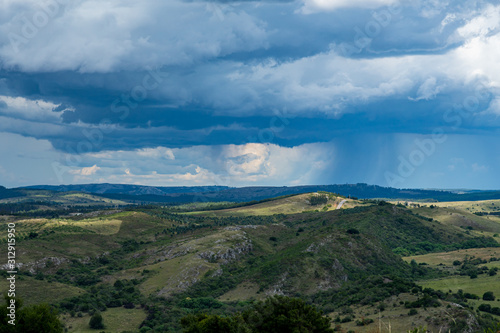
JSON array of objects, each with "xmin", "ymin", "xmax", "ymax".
[{"xmin": 184, "ymin": 192, "xmax": 366, "ymax": 216}]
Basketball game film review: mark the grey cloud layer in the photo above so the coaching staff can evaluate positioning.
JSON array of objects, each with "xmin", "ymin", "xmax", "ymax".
[{"xmin": 0, "ymin": 0, "xmax": 499, "ymax": 188}]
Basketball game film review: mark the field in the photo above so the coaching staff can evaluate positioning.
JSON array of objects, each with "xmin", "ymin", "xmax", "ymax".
[
  {"xmin": 403, "ymin": 247, "xmax": 500, "ymax": 267},
  {"xmin": 0, "ymin": 190, "xmax": 128, "ymax": 206},
  {"xmin": 327, "ymin": 293, "xmax": 463, "ymax": 333},
  {"xmin": 186, "ymin": 193, "xmax": 367, "ymax": 217},
  {"xmin": 61, "ymin": 307, "xmax": 147, "ymax": 332},
  {"xmin": 0, "ymin": 277, "xmax": 85, "ymax": 306}
]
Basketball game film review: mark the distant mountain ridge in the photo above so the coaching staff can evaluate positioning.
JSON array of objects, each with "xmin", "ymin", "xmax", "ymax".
[
  {"xmin": 22, "ymin": 183, "xmax": 230, "ymax": 196},
  {"xmin": 16, "ymin": 183, "xmax": 500, "ymax": 203}
]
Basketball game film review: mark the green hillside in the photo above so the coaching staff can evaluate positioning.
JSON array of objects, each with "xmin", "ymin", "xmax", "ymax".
[
  {"xmin": 1, "ymin": 194, "xmax": 499, "ymax": 332},
  {"xmin": 185, "ymin": 193, "xmax": 367, "ymax": 217}
]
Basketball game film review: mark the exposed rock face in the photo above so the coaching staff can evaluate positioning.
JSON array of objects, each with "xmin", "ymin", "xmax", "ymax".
[
  {"xmin": 138, "ymin": 244, "xmax": 195, "ymax": 263},
  {"xmin": 224, "ymin": 225, "xmax": 258, "ymax": 231},
  {"xmin": 151, "ymin": 228, "xmax": 255, "ymax": 297},
  {"xmin": 197, "ymin": 238, "xmax": 253, "ymax": 264},
  {"xmin": 0, "ymin": 256, "xmax": 69, "ymax": 274},
  {"xmin": 266, "ymin": 273, "xmax": 288, "ymax": 296}
]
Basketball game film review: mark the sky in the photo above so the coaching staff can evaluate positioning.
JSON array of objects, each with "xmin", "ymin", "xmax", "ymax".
[{"xmin": 0, "ymin": 0, "xmax": 499, "ymax": 189}]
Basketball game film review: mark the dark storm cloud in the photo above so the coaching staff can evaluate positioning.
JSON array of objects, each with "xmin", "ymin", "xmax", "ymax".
[{"xmin": 0, "ymin": 0, "xmax": 499, "ymax": 188}]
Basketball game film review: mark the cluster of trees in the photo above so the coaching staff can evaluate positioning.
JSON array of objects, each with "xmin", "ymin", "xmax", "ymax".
[
  {"xmin": 180, "ymin": 296, "xmax": 333, "ymax": 333},
  {"xmin": 58, "ymin": 279, "xmax": 144, "ymax": 314},
  {"xmin": 0, "ymin": 297, "xmax": 63, "ymax": 333},
  {"xmin": 309, "ymin": 195, "xmax": 329, "ymax": 206},
  {"xmin": 454, "ymin": 257, "xmax": 499, "ymax": 279},
  {"xmin": 478, "ymin": 304, "xmax": 500, "ymax": 315}
]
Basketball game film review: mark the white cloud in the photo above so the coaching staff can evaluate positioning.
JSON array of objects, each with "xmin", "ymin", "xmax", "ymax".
[
  {"xmin": 62, "ymin": 142, "xmax": 335, "ymax": 186},
  {"xmin": 301, "ymin": 0, "xmax": 399, "ymax": 14},
  {"xmin": 197, "ymin": 6, "xmax": 500, "ymax": 116},
  {"xmin": 0, "ymin": 95, "xmax": 64, "ymax": 122},
  {"xmin": 455, "ymin": 5, "xmax": 500, "ymax": 39},
  {"xmin": 0, "ymin": 0, "xmax": 268, "ymax": 73},
  {"xmin": 409, "ymin": 77, "xmax": 444, "ymax": 101},
  {"xmin": 484, "ymin": 97, "xmax": 500, "ymax": 115},
  {"xmin": 472, "ymin": 163, "xmax": 488, "ymax": 173},
  {"xmin": 69, "ymin": 164, "xmax": 101, "ymax": 176},
  {"xmin": 136, "ymin": 147, "xmax": 175, "ymax": 160}
]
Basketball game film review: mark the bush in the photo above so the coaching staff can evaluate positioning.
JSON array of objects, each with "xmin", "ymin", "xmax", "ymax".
[
  {"xmin": 408, "ymin": 308, "xmax": 418, "ymax": 316},
  {"xmin": 479, "ymin": 304, "xmax": 491, "ymax": 312},
  {"xmin": 483, "ymin": 292, "xmax": 496, "ymax": 301},
  {"xmin": 242, "ymin": 296, "xmax": 334, "ymax": 333},
  {"xmin": 0, "ymin": 297, "xmax": 64, "ymax": 333},
  {"xmin": 309, "ymin": 195, "xmax": 328, "ymax": 206},
  {"xmin": 346, "ymin": 228, "xmax": 360, "ymax": 235},
  {"xmin": 89, "ymin": 312, "xmax": 104, "ymax": 329}
]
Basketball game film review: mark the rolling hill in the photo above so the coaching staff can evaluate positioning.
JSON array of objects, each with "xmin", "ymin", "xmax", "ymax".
[{"xmin": 2, "ymin": 192, "xmax": 499, "ymax": 332}]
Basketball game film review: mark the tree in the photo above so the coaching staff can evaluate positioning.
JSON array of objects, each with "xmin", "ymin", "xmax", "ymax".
[
  {"xmin": 0, "ymin": 296, "xmax": 63, "ymax": 333},
  {"xmin": 180, "ymin": 296, "xmax": 333, "ymax": 333},
  {"xmin": 309, "ymin": 195, "xmax": 328, "ymax": 206},
  {"xmin": 89, "ymin": 312, "xmax": 104, "ymax": 329},
  {"xmin": 16, "ymin": 303, "xmax": 63, "ymax": 333},
  {"xmin": 483, "ymin": 291, "xmax": 496, "ymax": 301},
  {"xmin": 242, "ymin": 296, "xmax": 334, "ymax": 333},
  {"xmin": 181, "ymin": 313, "xmax": 250, "ymax": 333}
]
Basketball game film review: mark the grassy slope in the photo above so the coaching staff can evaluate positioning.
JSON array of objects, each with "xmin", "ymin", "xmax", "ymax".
[
  {"xmin": 0, "ymin": 189, "xmax": 128, "ymax": 206},
  {"xmin": 403, "ymin": 247, "xmax": 500, "ymax": 267},
  {"xmin": 3, "ymin": 196, "xmax": 500, "ymax": 332},
  {"xmin": 62, "ymin": 307, "xmax": 147, "ymax": 333},
  {"xmin": 328, "ymin": 293, "xmax": 462, "ymax": 333},
  {"xmin": 0, "ymin": 277, "xmax": 85, "ymax": 306},
  {"xmin": 185, "ymin": 193, "xmax": 367, "ymax": 217}
]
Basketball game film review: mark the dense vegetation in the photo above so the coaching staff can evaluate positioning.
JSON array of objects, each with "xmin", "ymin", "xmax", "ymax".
[{"xmin": 0, "ymin": 297, "xmax": 63, "ymax": 333}]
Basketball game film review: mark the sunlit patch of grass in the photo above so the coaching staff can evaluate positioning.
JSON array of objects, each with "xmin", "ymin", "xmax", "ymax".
[
  {"xmin": 61, "ymin": 307, "xmax": 147, "ymax": 333},
  {"xmin": 0, "ymin": 277, "xmax": 85, "ymax": 306},
  {"xmin": 403, "ymin": 247, "xmax": 500, "ymax": 266}
]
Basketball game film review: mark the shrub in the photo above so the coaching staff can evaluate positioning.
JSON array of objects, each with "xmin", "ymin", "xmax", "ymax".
[
  {"xmin": 479, "ymin": 304, "xmax": 491, "ymax": 312},
  {"xmin": 483, "ymin": 291, "xmax": 496, "ymax": 301},
  {"xmin": 309, "ymin": 195, "xmax": 328, "ymax": 206},
  {"xmin": 346, "ymin": 228, "xmax": 360, "ymax": 235},
  {"xmin": 89, "ymin": 312, "xmax": 104, "ymax": 329}
]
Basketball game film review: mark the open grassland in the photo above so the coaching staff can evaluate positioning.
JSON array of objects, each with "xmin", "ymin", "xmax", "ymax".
[
  {"xmin": 403, "ymin": 204, "xmax": 500, "ymax": 242},
  {"xmin": 392, "ymin": 199, "xmax": 500, "ymax": 213},
  {"xmin": 419, "ymin": 274, "xmax": 500, "ymax": 316},
  {"xmin": 1, "ymin": 211, "xmax": 170, "ymax": 263},
  {"xmin": 217, "ymin": 281, "xmax": 264, "ymax": 302},
  {"xmin": 403, "ymin": 247, "xmax": 500, "ymax": 266},
  {"xmin": 327, "ymin": 293, "xmax": 466, "ymax": 333},
  {"xmin": 62, "ymin": 307, "xmax": 147, "ymax": 333},
  {"xmin": 0, "ymin": 277, "xmax": 85, "ymax": 306},
  {"xmin": 42, "ymin": 218, "xmax": 123, "ymax": 235},
  {"xmin": 426, "ymin": 199, "xmax": 500, "ymax": 214},
  {"xmin": 0, "ymin": 190, "xmax": 128, "ymax": 206},
  {"xmin": 419, "ymin": 273, "xmax": 500, "ymax": 322},
  {"xmin": 186, "ymin": 193, "xmax": 367, "ymax": 217}
]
